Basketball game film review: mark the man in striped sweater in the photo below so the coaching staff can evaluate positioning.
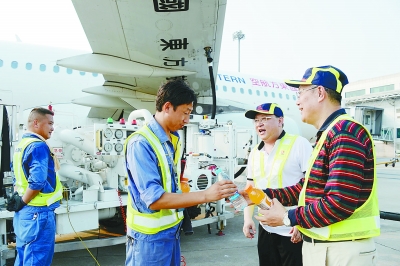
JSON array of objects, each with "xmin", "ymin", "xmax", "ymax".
[{"xmin": 245, "ymin": 66, "xmax": 379, "ymax": 266}]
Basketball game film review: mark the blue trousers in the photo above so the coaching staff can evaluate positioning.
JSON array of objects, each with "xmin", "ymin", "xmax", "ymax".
[
  {"xmin": 13, "ymin": 206, "xmax": 56, "ymax": 266},
  {"xmin": 125, "ymin": 224, "xmax": 181, "ymax": 266}
]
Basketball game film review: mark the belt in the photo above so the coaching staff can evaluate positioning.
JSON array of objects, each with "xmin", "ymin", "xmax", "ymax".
[{"xmin": 302, "ymin": 235, "xmax": 363, "ymax": 244}]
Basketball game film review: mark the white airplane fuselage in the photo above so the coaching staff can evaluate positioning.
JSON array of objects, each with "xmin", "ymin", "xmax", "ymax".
[{"xmin": 0, "ymin": 41, "xmax": 316, "ymax": 140}]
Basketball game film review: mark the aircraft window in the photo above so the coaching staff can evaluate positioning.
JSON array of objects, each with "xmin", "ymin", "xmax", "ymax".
[
  {"xmin": 215, "ymin": 85, "xmax": 218, "ymax": 91},
  {"xmin": 286, "ymin": 94, "xmax": 289, "ymax": 100},
  {"xmin": 256, "ymin": 90, "xmax": 260, "ymax": 96},
  {"xmin": 67, "ymin": 68, "xmax": 73, "ymax": 74},
  {"xmin": 92, "ymin": 73, "xmax": 98, "ymax": 77},
  {"xmin": 223, "ymin": 86, "xmax": 227, "ymax": 92},
  {"xmin": 80, "ymin": 71, "xmax": 85, "ymax": 76},
  {"xmin": 53, "ymin": 66, "xmax": 60, "ymax": 73},
  {"xmin": 26, "ymin": 63, "xmax": 32, "ymax": 70},
  {"xmin": 240, "ymin": 88, "xmax": 244, "ymax": 94},
  {"xmin": 11, "ymin": 61, "xmax": 18, "ymax": 69},
  {"xmin": 232, "ymin": 87, "xmax": 236, "ymax": 93},
  {"xmin": 264, "ymin": 91, "xmax": 268, "ymax": 97},
  {"xmin": 292, "ymin": 95, "xmax": 296, "ymax": 101},
  {"xmin": 40, "ymin": 64, "xmax": 46, "ymax": 72},
  {"xmin": 0, "ymin": 59, "xmax": 3, "ymax": 67},
  {"xmin": 272, "ymin": 92, "xmax": 275, "ymax": 98},
  {"xmin": 248, "ymin": 89, "xmax": 252, "ymax": 95},
  {"xmin": 279, "ymin": 93, "xmax": 282, "ymax": 99}
]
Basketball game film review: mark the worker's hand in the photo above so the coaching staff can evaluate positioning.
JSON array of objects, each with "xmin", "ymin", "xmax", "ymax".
[
  {"xmin": 243, "ymin": 219, "xmax": 256, "ymax": 239},
  {"xmin": 6, "ymin": 192, "xmax": 27, "ymax": 212},
  {"xmin": 204, "ymin": 180, "xmax": 237, "ymax": 202},
  {"xmin": 254, "ymin": 198, "xmax": 286, "ymax": 227},
  {"xmin": 290, "ymin": 226, "xmax": 302, "ymax": 243},
  {"xmin": 237, "ymin": 190, "xmax": 255, "ymax": 206}
]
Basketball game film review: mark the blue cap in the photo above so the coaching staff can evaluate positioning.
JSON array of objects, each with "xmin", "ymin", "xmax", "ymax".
[
  {"xmin": 285, "ymin": 65, "xmax": 349, "ymax": 94},
  {"xmin": 245, "ymin": 103, "xmax": 284, "ymax": 119}
]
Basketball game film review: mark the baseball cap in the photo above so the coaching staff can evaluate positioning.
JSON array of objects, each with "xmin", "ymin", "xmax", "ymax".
[
  {"xmin": 245, "ymin": 103, "xmax": 284, "ymax": 119},
  {"xmin": 285, "ymin": 65, "xmax": 349, "ymax": 94}
]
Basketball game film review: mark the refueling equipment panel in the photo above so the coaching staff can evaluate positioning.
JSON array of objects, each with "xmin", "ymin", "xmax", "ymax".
[{"xmin": 94, "ymin": 121, "xmax": 140, "ymax": 156}]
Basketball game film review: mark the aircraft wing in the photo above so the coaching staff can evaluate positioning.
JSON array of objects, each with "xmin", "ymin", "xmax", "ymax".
[{"xmin": 57, "ymin": 0, "xmax": 227, "ymax": 115}]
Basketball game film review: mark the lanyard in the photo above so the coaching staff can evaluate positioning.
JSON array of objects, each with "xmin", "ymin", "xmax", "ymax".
[{"xmin": 163, "ymin": 142, "xmax": 177, "ymax": 177}]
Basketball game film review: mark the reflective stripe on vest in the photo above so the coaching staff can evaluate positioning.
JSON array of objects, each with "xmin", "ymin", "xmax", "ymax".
[
  {"xmin": 124, "ymin": 125, "xmax": 183, "ymax": 234},
  {"xmin": 13, "ymin": 138, "xmax": 63, "ymax": 206},
  {"xmin": 296, "ymin": 115, "xmax": 380, "ymax": 241},
  {"xmin": 251, "ymin": 134, "xmax": 298, "ymax": 188}
]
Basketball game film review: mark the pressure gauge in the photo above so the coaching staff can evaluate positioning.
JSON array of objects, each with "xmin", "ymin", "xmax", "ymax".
[
  {"xmin": 104, "ymin": 128, "xmax": 113, "ymax": 139},
  {"xmin": 115, "ymin": 129, "xmax": 123, "ymax": 139},
  {"xmin": 115, "ymin": 143, "xmax": 124, "ymax": 153},
  {"xmin": 103, "ymin": 142, "xmax": 113, "ymax": 152}
]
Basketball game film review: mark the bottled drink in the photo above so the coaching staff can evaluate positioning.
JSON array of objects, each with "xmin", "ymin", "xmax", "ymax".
[
  {"xmin": 215, "ymin": 168, "xmax": 248, "ymax": 211},
  {"xmin": 244, "ymin": 184, "xmax": 272, "ymax": 210},
  {"xmin": 180, "ymin": 177, "xmax": 191, "ymax": 193}
]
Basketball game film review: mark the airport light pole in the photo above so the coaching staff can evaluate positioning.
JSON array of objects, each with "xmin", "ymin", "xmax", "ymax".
[{"xmin": 233, "ymin": 30, "xmax": 245, "ymax": 72}]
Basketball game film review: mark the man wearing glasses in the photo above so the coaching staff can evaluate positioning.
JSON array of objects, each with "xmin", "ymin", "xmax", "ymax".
[
  {"xmin": 242, "ymin": 103, "xmax": 312, "ymax": 266},
  {"xmin": 245, "ymin": 66, "xmax": 379, "ymax": 265}
]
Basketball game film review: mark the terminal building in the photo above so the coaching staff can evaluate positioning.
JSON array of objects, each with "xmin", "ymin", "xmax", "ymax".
[{"xmin": 343, "ymin": 72, "xmax": 400, "ymax": 158}]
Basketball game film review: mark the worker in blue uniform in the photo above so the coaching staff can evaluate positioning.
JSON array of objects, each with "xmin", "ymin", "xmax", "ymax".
[
  {"xmin": 8, "ymin": 107, "xmax": 63, "ymax": 266},
  {"xmin": 124, "ymin": 79, "xmax": 238, "ymax": 266}
]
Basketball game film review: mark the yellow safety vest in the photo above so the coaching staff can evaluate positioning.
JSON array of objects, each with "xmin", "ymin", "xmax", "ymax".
[
  {"xmin": 13, "ymin": 138, "xmax": 63, "ymax": 206},
  {"xmin": 297, "ymin": 115, "xmax": 380, "ymax": 241},
  {"xmin": 251, "ymin": 134, "xmax": 298, "ymax": 188},
  {"xmin": 124, "ymin": 125, "xmax": 184, "ymax": 234}
]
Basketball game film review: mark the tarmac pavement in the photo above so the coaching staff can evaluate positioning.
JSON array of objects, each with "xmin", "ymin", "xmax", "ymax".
[{"xmin": 5, "ymin": 162, "xmax": 400, "ymax": 266}]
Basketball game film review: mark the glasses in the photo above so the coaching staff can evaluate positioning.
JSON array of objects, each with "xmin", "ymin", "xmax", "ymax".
[
  {"xmin": 296, "ymin": 86, "xmax": 319, "ymax": 98},
  {"xmin": 254, "ymin": 116, "xmax": 272, "ymax": 125}
]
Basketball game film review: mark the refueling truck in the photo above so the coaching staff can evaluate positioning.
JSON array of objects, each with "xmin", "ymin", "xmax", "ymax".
[{"xmin": 0, "ymin": 103, "xmax": 255, "ymax": 263}]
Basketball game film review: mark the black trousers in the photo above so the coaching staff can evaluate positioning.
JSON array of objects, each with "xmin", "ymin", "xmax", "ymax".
[{"xmin": 257, "ymin": 224, "xmax": 303, "ymax": 266}]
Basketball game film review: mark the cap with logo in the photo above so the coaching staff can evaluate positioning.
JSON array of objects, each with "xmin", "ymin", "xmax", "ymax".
[
  {"xmin": 285, "ymin": 65, "xmax": 349, "ymax": 94},
  {"xmin": 245, "ymin": 103, "xmax": 284, "ymax": 119}
]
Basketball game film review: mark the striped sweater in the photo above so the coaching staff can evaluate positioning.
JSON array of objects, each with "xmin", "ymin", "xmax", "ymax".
[{"xmin": 264, "ymin": 109, "xmax": 375, "ymax": 229}]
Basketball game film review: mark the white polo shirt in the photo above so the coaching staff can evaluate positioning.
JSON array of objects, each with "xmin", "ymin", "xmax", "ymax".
[{"xmin": 247, "ymin": 133, "xmax": 313, "ymax": 236}]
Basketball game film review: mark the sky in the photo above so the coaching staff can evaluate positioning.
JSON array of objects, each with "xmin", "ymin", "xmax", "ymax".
[{"xmin": 1, "ymin": 0, "xmax": 400, "ymax": 82}]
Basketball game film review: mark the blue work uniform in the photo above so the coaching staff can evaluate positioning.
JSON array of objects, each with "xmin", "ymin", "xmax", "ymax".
[
  {"xmin": 125, "ymin": 117, "xmax": 182, "ymax": 266},
  {"xmin": 12, "ymin": 133, "xmax": 60, "ymax": 266}
]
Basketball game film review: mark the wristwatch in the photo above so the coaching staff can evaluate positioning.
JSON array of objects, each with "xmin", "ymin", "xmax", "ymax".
[{"xmin": 283, "ymin": 211, "xmax": 291, "ymax": 227}]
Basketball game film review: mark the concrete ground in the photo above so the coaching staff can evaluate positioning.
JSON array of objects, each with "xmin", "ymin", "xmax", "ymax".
[{"xmin": 5, "ymin": 162, "xmax": 400, "ymax": 266}]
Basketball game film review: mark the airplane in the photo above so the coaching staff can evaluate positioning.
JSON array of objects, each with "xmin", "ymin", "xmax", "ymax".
[
  {"xmin": 52, "ymin": 0, "xmax": 315, "ymax": 139},
  {"xmin": 0, "ymin": 40, "xmax": 315, "ymax": 141},
  {"xmin": 0, "ymin": 41, "xmax": 105, "ymax": 123}
]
